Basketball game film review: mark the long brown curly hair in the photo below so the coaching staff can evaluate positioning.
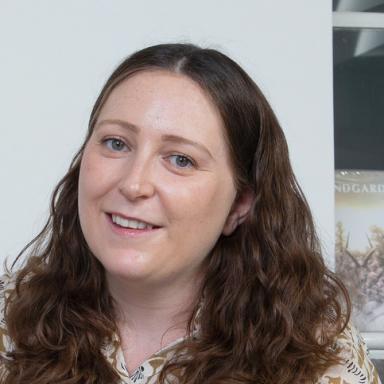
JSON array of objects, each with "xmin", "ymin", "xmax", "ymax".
[{"xmin": 3, "ymin": 43, "xmax": 350, "ymax": 383}]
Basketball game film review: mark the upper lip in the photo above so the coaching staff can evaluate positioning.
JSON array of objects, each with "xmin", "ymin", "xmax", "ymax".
[{"xmin": 108, "ymin": 212, "xmax": 161, "ymax": 227}]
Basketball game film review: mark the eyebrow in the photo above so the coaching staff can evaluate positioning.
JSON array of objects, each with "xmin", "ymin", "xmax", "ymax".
[
  {"xmin": 96, "ymin": 119, "xmax": 214, "ymax": 159},
  {"xmin": 96, "ymin": 119, "xmax": 139, "ymax": 134}
]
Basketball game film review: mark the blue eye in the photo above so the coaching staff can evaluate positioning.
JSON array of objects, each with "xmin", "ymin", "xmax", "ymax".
[
  {"xmin": 104, "ymin": 138, "xmax": 128, "ymax": 152},
  {"xmin": 169, "ymin": 154, "xmax": 194, "ymax": 169}
]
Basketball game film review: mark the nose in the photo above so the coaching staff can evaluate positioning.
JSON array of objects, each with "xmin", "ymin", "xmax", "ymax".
[{"xmin": 118, "ymin": 157, "xmax": 155, "ymax": 201}]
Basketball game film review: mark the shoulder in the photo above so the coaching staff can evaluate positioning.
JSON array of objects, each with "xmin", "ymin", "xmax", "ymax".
[
  {"xmin": 0, "ymin": 272, "xmax": 16, "ymax": 358},
  {"xmin": 317, "ymin": 323, "xmax": 382, "ymax": 384}
]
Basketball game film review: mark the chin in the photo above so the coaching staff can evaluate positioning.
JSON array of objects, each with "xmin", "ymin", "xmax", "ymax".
[{"xmin": 100, "ymin": 255, "xmax": 156, "ymax": 281}]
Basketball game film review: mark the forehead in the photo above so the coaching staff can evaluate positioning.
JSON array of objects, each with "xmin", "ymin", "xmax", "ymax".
[{"xmin": 97, "ymin": 70, "xmax": 230, "ymax": 158}]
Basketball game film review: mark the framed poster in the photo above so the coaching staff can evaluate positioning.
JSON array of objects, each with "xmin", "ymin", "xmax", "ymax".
[
  {"xmin": 333, "ymin": 2, "xmax": 384, "ymax": 377},
  {"xmin": 335, "ymin": 170, "xmax": 384, "ymax": 353}
]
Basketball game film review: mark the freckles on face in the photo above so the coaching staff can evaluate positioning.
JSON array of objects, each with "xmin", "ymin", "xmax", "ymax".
[
  {"xmin": 159, "ymin": 169, "xmax": 235, "ymax": 247},
  {"xmin": 77, "ymin": 70, "xmax": 238, "ymax": 284},
  {"xmin": 78, "ymin": 145, "xmax": 115, "ymax": 209}
]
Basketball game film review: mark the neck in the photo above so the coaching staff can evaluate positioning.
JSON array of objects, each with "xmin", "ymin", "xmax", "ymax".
[{"xmin": 106, "ymin": 273, "xmax": 201, "ymax": 345}]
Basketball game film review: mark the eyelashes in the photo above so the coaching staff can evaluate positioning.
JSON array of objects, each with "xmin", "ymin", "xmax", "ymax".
[
  {"xmin": 168, "ymin": 154, "xmax": 195, "ymax": 169},
  {"xmin": 101, "ymin": 137, "xmax": 196, "ymax": 170},
  {"xmin": 103, "ymin": 138, "xmax": 128, "ymax": 152}
]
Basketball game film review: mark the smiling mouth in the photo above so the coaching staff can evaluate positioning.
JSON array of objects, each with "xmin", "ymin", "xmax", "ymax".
[{"xmin": 107, "ymin": 213, "xmax": 161, "ymax": 231}]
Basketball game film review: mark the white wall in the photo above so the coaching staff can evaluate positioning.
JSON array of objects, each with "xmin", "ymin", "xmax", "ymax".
[{"xmin": 0, "ymin": 0, "xmax": 335, "ymax": 270}]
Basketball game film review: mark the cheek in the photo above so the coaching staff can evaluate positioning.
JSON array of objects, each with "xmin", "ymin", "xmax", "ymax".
[
  {"xmin": 78, "ymin": 152, "xmax": 96, "ymax": 201},
  {"xmin": 78, "ymin": 151, "xmax": 109, "ymax": 218},
  {"xmin": 78, "ymin": 150, "xmax": 118, "ymax": 203},
  {"xmin": 160, "ymin": 176, "xmax": 235, "ymax": 226},
  {"xmin": 78, "ymin": 154, "xmax": 95, "ymax": 222}
]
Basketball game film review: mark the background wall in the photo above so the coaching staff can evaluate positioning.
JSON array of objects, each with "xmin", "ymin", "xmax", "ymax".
[{"xmin": 0, "ymin": 0, "xmax": 334, "ymax": 271}]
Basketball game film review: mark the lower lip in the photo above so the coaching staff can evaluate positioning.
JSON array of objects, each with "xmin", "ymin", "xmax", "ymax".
[{"xmin": 105, "ymin": 214, "xmax": 161, "ymax": 237}]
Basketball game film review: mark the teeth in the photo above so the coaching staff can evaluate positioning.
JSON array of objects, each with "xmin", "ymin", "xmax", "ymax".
[{"xmin": 111, "ymin": 215, "xmax": 153, "ymax": 230}]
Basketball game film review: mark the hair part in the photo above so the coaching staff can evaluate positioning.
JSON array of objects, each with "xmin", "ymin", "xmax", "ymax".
[{"xmin": 3, "ymin": 43, "xmax": 350, "ymax": 384}]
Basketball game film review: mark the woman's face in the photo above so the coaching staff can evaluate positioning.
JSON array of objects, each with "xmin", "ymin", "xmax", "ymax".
[{"xmin": 78, "ymin": 70, "xmax": 242, "ymax": 286}]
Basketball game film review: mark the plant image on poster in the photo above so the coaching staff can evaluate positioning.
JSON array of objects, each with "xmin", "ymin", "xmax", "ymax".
[{"xmin": 335, "ymin": 170, "xmax": 384, "ymax": 332}]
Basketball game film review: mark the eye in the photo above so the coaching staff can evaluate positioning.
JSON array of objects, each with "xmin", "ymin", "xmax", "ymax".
[
  {"xmin": 168, "ymin": 154, "xmax": 195, "ymax": 169},
  {"xmin": 103, "ymin": 138, "xmax": 128, "ymax": 152}
]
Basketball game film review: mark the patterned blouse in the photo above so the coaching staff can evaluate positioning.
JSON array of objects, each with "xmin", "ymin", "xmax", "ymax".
[{"xmin": 0, "ymin": 273, "xmax": 381, "ymax": 384}]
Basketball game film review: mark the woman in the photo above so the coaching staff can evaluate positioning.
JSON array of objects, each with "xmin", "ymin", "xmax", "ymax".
[{"xmin": 0, "ymin": 43, "xmax": 381, "ymax": 384}]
